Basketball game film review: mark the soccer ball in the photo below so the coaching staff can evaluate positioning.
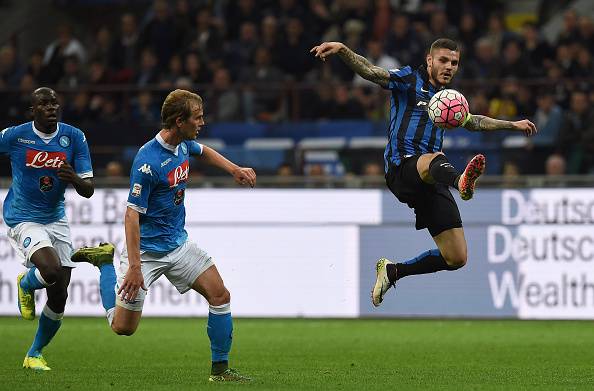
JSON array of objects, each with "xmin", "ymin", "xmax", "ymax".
[{"xmin": 427, "ymin": 89, "xmax": 469, "ymax": 129}]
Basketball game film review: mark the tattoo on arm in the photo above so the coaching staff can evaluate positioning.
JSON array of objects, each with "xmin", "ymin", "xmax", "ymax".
[
  {"xmin": 337, "ymin": 46, "xmax": 390, "ymax": 87},
  {"xmin": 464, "ymin": 114, "xmax": 515, "ymax": 132}
]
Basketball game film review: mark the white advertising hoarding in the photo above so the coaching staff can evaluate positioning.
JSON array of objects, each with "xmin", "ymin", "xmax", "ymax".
[{"xmin": 0, "ymin": 189, "xmax": 365, "ymax": 317}]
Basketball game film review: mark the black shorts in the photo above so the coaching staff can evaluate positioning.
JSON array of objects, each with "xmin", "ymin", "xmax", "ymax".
[{"xmin": 385, "ymin": 155, "xmax": 462, "ymax": 237}]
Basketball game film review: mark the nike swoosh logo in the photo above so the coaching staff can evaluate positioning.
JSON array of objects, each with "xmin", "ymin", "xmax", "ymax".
[{"xmin": 421, "ymin": 88, "xmax": 429, "ymax": 93}]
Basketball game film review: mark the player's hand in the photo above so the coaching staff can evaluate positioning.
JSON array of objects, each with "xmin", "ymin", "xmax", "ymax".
[
  {"xmin": 513, "ymin": 119, "xmax": 537, "ymax": 136},
  {"xmin": 310, "ymin": 42, "xmax": 344, "ymax": 61},
  {"xmin": 232, "ymin": 167, "xmax": 256, "ymax": 188},
  {"xmin": 118, "ymin": 265, "xmax": 146, "ymax": 302},
  {"xmin": 57, "ymin": 161, "xmax": 78, "ymax": 183}
]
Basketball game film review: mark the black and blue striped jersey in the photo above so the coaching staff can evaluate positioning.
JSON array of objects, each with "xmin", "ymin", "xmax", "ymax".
[{"xmin": 383, "ymin": 65, "xmax": 445, "ymax": 171}]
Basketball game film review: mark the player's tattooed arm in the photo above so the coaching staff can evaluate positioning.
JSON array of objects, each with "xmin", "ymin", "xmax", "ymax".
[
  {"xmin": 463, "ymin": 114, "xmax": 537, "ymax": 136},
  {"xmin": 310, "ymin": 42, "xmax": 390, "ymax": 87},
  {"xmin": 337, "ymin": 46, "xmax": 390, "ymax": 87}
]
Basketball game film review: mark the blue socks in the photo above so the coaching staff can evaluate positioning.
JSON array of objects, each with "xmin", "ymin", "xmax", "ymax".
[
  {"xmin": 20, "ymin": 267, "xmax": 49, "ymax": 292},
  {"xmin": 27, "ymin": 305, "xmax": 63, "ymax": 357},
  {"xmin": 207, "ymin": 304, "xmax": 233, "ymax": 363},
  {"xmin": 98, "ymin": 263, "xmax": 116, "ymax": 311}
]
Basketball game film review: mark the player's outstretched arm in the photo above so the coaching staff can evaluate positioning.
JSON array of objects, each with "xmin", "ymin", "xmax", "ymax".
[
  {"xmin": 198, "ymin": 145, "xmax": 256, "ymax": 187},
  {"xmin": 463, "ymin": 114, "xmax": 537, "ymax": 136},
  {"xmin": 57, "ymin": 161, "xmax": 94, "ymax": 198},
  {"xmin": 310, "ymin": 42, "xmax": 390, "ymax": 87}
]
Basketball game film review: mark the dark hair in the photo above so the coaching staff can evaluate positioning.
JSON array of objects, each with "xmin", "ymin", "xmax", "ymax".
[{"xmin": 430, "ymin": 38, "xmax": 460, "ymax": 53}]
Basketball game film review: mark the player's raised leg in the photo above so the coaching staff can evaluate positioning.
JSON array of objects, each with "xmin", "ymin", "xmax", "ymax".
[
  {"xmin": 23, "ymin": 247, "xmax": 70, "ymax": 371},
  {"xmin": 191, "ymin": 265, "xmax": 251, "ymax": 382},
  {"xmin": 372, "ymin": 228, "xmax": 467, "ymax": 306}
]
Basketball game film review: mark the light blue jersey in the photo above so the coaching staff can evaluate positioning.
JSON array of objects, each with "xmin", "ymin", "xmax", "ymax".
[
  {"xmin": 0, "ymin": 122, "xmax": 93, "ymax": 227},
  {"xmin": 127, "ymin": 133, "xmax": 203, "ymax": 253}
]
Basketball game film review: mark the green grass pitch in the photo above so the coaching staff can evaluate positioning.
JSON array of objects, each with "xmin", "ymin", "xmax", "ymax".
[{"xmin": 1, "ymin": 317, "xmax": 593, "ymax": 390}]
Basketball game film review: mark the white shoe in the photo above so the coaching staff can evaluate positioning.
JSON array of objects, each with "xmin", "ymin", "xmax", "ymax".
[{"xmin": 371, "ymin": 258, "xmax": 395, "ymax": 307}]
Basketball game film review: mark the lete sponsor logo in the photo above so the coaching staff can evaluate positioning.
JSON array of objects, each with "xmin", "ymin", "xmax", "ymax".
[
  {"xmin": 167, "ymin": 160, "xmax": 189, "ymax": 187},
  {"xmin": 25, "ymin": 150, "xmax": 66, "ymax": 169}
]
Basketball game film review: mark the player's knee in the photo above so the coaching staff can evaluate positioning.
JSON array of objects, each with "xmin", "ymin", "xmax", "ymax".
[
  {"xmin": 40, "ymin": 264, "xmax": 62, "ymax": 285},
  {"xmin": 208, "ymin": 288, "xmax": 230, "ymax": 306},
  {"xmin": 443, "ymin": 252, "xmax": 467, "ymax": 269}
]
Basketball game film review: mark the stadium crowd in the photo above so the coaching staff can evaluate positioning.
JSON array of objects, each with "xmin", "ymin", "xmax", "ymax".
[{"xmin": 1, "ymin": 0, "xmax": 594, "ymax": 177}]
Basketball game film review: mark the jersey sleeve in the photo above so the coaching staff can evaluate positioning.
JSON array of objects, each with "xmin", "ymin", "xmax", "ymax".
[
  {"xmin": 384, "ymin": 66, "xmax": 414, "ymax": 91},
  {"xmin": 127, "ymin": 152, "xmax": 157, "ymax": 214},
  {"xmin": 72, "ymin": 129, "xmax": 93, "ymax": 178},
  {"xmin": 0, "ymin": 127, "xmax": 14, "ymax": 154},
  {"xmin": 188, "ymin": 140, "xmax": 203, "ymax": 156}
]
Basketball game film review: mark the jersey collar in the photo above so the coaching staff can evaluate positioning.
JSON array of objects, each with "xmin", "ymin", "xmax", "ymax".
[
  {"xmin": 156, "ymin": 132, "xmax": 179, "ymax": 156},
  {"xmin": 32, "ymin": 122, "xmax": 59, "ymax": 144}
]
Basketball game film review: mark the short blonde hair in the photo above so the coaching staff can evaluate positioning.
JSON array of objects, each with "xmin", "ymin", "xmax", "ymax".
[{"xmin": 161, "ymin": 89, "xmax": 203, "ymax": 129}]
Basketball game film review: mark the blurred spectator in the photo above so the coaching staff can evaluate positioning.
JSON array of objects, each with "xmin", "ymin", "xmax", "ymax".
[
  {"xmin": 139, "ymin": 0, "xmax": 186, "ymax": 70},
  {"xmin": 110, "ymin": 13, "xmax": 140, "ymax": 81},
  {"xmin": 131, "ymin": 91, "xmax": 160, "ymax": 125},
  {"xmin": 501, "ymin": 160, "xmax": 521, "ymax": 187},
  {"xmin": 458, "ymin": 13, "xmax": 479, "ymax": 59},
  {"xmin": 96, "ymin": 96, "xmax": 122, "ymax": 125},
  {"xmin": 353, "ymin": 40, "xmax": 399, "ymax": 87},
  {"xmin": 330, "ymin": 85, "xmax": 365, "ymax": 119},
  {"xmin": 464, "ymin": 38, "xmax": 500, "ymax": 80},
  {"xmin": 371, "ymin": 0, "xmax": 392, "ymax": 40},
  {"xmin": 277, "ymin": 163, "xmax": 294, "ymax": 177},
  {"xmin": 557, "ymin": 9, "xmax": 580, "ymax": 45},
  {"xmin": 521, "ymin": 22, "xmax": 553, "ymax": 74},
  {"xmin": 0, "ymin": 45, "xmax": 24, "ymax": 87},
  {"xmin": 26, "ymin": 50, "xmax": 44, "ymax": 84},
  {"xmin": 240, "ymin": 46, "xmax": 285, "ymax": 122},
  {"xmin": 533, "ymin": 91, "xmax": 563, "ymax": 149},
  {"xmin": 278, "ymin": 18, "xmax": 315, "ymax": 81},
  {"xmin": 136, "ymin": 48, "xmax": 160, "ymax": 86},
  {"xmin": 89, "ymin": 26, "xmax": 113, "ymax": 67},
  {"xmin": 159, "ymin": 54, "xmax": 184, "ymax": 87},
  {"xmin": 227, "ymin": 22, "xmax": 259, "ymax": 73},
  {"xmin": 87, "ymin": 60, "xmax": 109, "ymax": 86},
  {"xmin": 361, "ymin": 161, "xmax": 382, "ymax": 176},
  {"xmin": 225, "ymin": 0, "xmax": 260, "ymax": 41},
  {"xmin": 488, "ymin": 79, "xmax": 518, "ymax": 120},
  {"xmin": 428, "ymin": 9, "xmax": 458, "ymax": 42},
  {"xmin": 484, "ymin": 13, "xmax": 514, "ymax": 55},
  {"xmin": 57, "ymin": 55, "xmax": 84, "ymax": 88},
  {"xmin": 183, "ymin": 51, "xmax": 210, "ymax": 85},
  {"xmin": 500, "ymin": 40, "xmax": 531, "ymax": 79},
  {"xmin": 207, "ymin": 68, "xmax": 240, "ymax": 121},
  {"xmin": 188, "ymin": 7, "xmax": 224, "ymax": 61},
  {"xmin": 568, "ymin": 45, "xmax": 593, "ymax": 78},
  {"xmin": 260, "ymin": 15, "xmax": 281, "ymax": 65},
  {"xmin": 1, "ymin": 73, "xmax": 36, "ymax": 124},
  {"xmin": 577, "ymin": 16, "xmax": 594, "ymax": 54},
  {"xmin": 105, "ymin": 161, "xmax": 125, "ymax": 178},
  {"xmin": 42, "ymin": 24, "xmax": 87, "ymax": 84},
  {"xmin": 62, "ymin": 91, "xmax": 93, "ymax": 125},
  {"xmin": 274, "ymin": 0, "xmax": 307, "ymax": 26},
  {"xmin": 545, "ymin": 154, "xmax": 566, "ymax": 176},
  {"xmin": 557, "ymin": 90, "xmax": 594, "ymax": 173}
]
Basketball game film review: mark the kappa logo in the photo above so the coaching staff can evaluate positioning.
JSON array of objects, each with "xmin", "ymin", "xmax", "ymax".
[
  {"xmin": 18, "ymin": 138, "xmax": 36, "ymax": 144},
  {"xmin": 137, "ymin": 164, "xmax": 152, "ymax": 176},
  {"xmin": 161, "ymin": 158, "xmax": 172, "ymax": 167}
]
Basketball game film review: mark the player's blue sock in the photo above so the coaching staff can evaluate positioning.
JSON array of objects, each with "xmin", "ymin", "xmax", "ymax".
[
  {"xmin": 27, "ymin": 304, "xmax": 63, "ymax": 357},
  {"xmin": 20, "ymin": 267, "xmax": 50, "ymax": 292},
  {"xmin": 98, "ymin": 263, "xmax": 116, "ymax": 311},
  {"xmin": 389, "ymin": 249, "xmax": 461, "ymax": 281},
  {"xmin": 207, "ymin": 303, "xmax": 233, "ymax": 370}
]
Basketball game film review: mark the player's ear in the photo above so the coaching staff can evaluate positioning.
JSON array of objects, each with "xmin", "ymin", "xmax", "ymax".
[{"xmin": 426, "ymin": 53, "xmax": 432, "ymax": 67}]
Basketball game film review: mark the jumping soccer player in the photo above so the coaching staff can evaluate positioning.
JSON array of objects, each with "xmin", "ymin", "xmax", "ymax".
[
  {"xmin": 1, "ymin": 87, "xmax": 110, "ymax": 370},
  {"xmin": 72, "ymin": 89, "xmax": 255, "ymax": 382},
  {"xmin": 310, "ymin": 39, "xmax": 537, "ymax": 306}
]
